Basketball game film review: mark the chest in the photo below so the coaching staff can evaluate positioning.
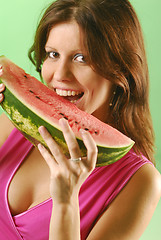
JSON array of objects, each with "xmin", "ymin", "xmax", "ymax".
[{"xmin": 7, "ymin": 147, "xmax": 51, "ymax": 216}]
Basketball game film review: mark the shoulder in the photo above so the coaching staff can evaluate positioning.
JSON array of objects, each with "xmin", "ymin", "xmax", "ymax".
[
  {"xmin": 87, "ymin": 163, "xmax": 161, "ymax": 239},
  {"xmin": 0, "ymin": 113, "xmax": 15, "ymax": 148},
  {"xmin": 115, "ymin": 163, "xmax": 161, "ymax": 233},
  {"xmin": 132, "ymin": 163, "xmax": 161, "ymax": 202},
  {"xmin": 123, "ymin": 149, "xmax": 161, "ymax": 194},
  {"xmin": 114, "ymin": 162, "xmax": 161, "ymax": 214}
]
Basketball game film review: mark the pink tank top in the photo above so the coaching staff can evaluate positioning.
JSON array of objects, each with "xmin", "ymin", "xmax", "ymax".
[{"xmin": 0, "ymin": 128, "xmax": 153, "ymax": 240}]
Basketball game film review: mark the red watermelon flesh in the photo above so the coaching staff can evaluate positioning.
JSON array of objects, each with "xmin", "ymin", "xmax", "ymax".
[{"xmin": 0, "ymin": 56, "xmax": 135, "ymax": 166}]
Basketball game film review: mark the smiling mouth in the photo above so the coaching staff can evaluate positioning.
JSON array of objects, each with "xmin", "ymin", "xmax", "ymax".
[{"xmin": 55, "ymin": 89, "xmax": 84, "ymax": 103}]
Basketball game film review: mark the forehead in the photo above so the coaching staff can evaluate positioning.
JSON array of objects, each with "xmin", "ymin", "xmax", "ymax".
[{"xmin": 45, "ymin": 21, "xmax": 85, "ymax": 51}]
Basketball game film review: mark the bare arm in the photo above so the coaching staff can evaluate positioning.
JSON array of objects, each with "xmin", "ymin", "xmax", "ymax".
[
  {"xmin": 0, "ymin": 67, "xmax": 15, "ymax": 147},
  {"xmin": 0, "ymin": 113, "xmax": 15, "ymax": 148},
  {"xmin": 49, "ymin": 199, "xmax": 80, "ymax": 240},
  {"xmin": 38, "ymin": 118, "xmax": 97, "ymax": 240},
  {"xmin": 87, "ymin": 163, "xmax": 161, "ymax": 240},
  {"xmin": 0, "ymin": 81, "xmax": 14, "ymax": 148},
  {"xmin": 38, "ymin": 119, "xmax": 161, "ymax": 240}
]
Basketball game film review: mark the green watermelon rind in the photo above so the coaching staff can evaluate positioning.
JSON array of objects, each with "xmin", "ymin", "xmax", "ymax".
[{"xmin": 0, "ymin": 83, "xmax": 134, "ymax": 167}]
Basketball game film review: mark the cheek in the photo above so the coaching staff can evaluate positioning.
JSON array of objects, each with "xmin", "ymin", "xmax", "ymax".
[
  {"xmin": 83, "ymin": 74, "xmax": 101, "ymax": 91},
  {"xmin": 92, "ymin": 78, "xmax": 113, "ymax": 100},
  {"xmin": 77, "ymin": 70, "xmax": 98, "ymax": 89},
  {"xmin": 41, "ymin": 63, "xmax": 47, "ymax": 82},
  {"xmin": 41, "ymin": 61, "xmax": 52, "ymax": 84}
]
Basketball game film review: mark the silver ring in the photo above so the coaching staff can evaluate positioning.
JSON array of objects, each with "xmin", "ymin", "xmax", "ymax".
[{"xmin": 70, "ymin": 157, "xmax": 82, "ymax": 162}]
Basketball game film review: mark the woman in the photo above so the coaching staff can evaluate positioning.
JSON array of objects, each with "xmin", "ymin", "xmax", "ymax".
[{"xmin": 0, "ymin": 0, "xmax": 161, "ymax": 239}]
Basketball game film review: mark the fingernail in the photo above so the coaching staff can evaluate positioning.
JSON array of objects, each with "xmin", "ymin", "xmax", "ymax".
[
  {"xmin": 38, "ymin": 143, "xmax": 45, "ymax": 151},
  {"xmin": 0, "ymin": 83, "xmax": 4, "ymax": 88},
  {"xmin": 79, "ymin": 129, "xmax": 87, "ymax": 135},
  {"xmin": 59, "ymin": 118, "xmax": 68, "ymax": 127},
  {"xmin": 38, "ymin": 126, "xmax": 44, "ymax": 134},
  {"xmin": 0, "ymin": 65, "xmax": 3, "ymax": 73}
]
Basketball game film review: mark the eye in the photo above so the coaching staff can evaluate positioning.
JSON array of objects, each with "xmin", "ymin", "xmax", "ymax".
[
  {"xmin": 73, "ymin": 54, "xmax": 86, "ymax": 63},
  {"xmin": 47, "ymin": 51, "xmax": 60, "ymax": 59}
]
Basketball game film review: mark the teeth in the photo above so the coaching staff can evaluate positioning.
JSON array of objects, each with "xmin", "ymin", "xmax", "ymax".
[
  {"xmin": 67, "ymin": 91, "xmax": 72, "ymax": 96},
  {"xmin": 72, "ymin": 91, "xmax": 76, "ymax": 96},
  {"xmin": 55, "ymin": 89, "xmax": 82, "ymax": 97}
]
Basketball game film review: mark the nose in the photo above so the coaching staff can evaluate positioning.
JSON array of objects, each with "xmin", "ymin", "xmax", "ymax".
[{"xmin": 53, "ymin": 59, "xmax": 72, "ymax": 82}]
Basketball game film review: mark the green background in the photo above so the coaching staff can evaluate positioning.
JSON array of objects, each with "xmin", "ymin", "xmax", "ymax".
[{"xmin": 0, "ymin": 0, "xmax": 160, "ymax": 239}]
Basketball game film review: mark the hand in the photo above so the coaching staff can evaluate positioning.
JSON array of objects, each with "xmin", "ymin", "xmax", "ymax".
[
  {"xmin": 0, "ymin": 65, "xmax": 5, "ymax": 103},
  {"xmin": 38, "ymin": 118, "xmax": 98, "ymax": 204}
]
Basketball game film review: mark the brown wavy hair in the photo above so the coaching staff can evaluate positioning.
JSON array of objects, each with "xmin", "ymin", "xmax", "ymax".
[{"xmin": 28, "ymin": 0, "xmax": 155, "ymax": 164}]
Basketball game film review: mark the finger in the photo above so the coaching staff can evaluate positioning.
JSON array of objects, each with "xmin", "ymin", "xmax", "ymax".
[
  {"xmin": 80, "ymin": 129, "xmax": 98, "ymax": 170},
  {"xmin": 0, "ymin": 83, "xmax": 5, "ymax": 102},
  {"xmin": 0, "ymin": 65, "xmax": 3, "ymax": 76},
  {"xmin": 0, "ymin": 93, "xmax": 4, "ymax": 102},
  {"xmin": 0, "ymin": 83, "xmax": 5, "ymax": 92},
  {"xmin": 59, "ymin": 118, "xmax": 81, "ymax": 159},
  {"xmin": 38, "ymin": 143, "xmax": 57, "ymax": 175},
  {"xmin": 38, "ymin": 126, "xmax": 65, "ymax": 164}
]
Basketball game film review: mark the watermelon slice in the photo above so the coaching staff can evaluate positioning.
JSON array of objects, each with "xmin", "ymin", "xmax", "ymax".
[{"xmin": 0, "ymin": 56, "xmax": 134, "ymax": 166}]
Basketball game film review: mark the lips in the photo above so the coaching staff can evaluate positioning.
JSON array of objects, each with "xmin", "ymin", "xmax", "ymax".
[{"xmin": 55, "ymin": 88, "xmax": 84, "ymax": 103}]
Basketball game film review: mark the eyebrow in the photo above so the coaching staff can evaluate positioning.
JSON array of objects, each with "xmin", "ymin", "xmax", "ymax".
[
  {"xmin": 45, "ymin": 46, "xmax": 85, "ymax": 55},
  {"xmin": 45, "ymin": 46, "xmax": 56, "ymax": 51}
]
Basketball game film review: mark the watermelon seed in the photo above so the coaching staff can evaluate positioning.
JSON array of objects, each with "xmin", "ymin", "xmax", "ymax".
[
  {"xmin": 95, "ymin": 131, "xmax": 98, "ymax": 135},
  {"xmin": 29, "ymin": 90, "xmax": 34, "ymax": 93},
  {"xmin": 24, "ymin": 75, "xmax": 28, "ymax": 78},
  {"xmin": 59, "ymin": 113, "xmax": 65, "ymax": 117},
  {"xmin": 75, "ymin": 121, "xmax": 79, "ymax": 124},
  {"xmin": 64, "ymin": 116, "xmax": 68, "ymax": 120},
  {"xmin": 84, "ymin": 128, "xmax": 89, "ymax": 131},
  {"xmin": 36, "ymin": 96, "xmax": 40, "ymax": 99}
]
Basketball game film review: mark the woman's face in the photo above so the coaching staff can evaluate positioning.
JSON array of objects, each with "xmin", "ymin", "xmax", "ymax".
[{"xmin": 42, "ymin": 21, "xmax": 113, "ymax": 122}]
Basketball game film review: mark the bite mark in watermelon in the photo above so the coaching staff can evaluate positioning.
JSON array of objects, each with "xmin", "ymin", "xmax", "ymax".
[{"xmin": 0, "ymin": 56, "xmax": 135, "ymax": 166}]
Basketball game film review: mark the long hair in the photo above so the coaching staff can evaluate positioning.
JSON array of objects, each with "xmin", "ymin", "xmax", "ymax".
[{"xmin": 28, "ymin": 0, "xmax": 155, "ymax": 164}]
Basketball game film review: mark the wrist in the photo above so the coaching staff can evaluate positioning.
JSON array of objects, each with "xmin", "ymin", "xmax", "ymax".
[
  {"xmin": 52, "ymin": 195, "xmax": 79, "ymax": 209},
  {"xmin": 52, "ymin": 190, "xmax": 79, "ymax": 205},
  {"xmin": 50, "ymin": 197, "xmax": 81, "ymax": 240}
]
